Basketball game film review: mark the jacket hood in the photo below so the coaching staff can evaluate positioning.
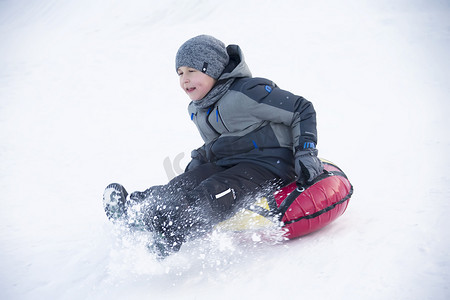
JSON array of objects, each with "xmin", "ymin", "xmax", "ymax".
[{"xmin": 219, "ymin": 45, "xmax": 252, "ymax": 80}]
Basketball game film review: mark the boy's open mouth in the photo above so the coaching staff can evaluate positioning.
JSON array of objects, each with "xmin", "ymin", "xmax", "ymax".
[{"xmin": 186, "ymin": 87, "xmax": 196, "ymax": 92}]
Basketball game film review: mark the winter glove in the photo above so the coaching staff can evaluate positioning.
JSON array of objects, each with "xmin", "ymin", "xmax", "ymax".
[
  {"xmin": 185, "ymin": 146, "xmax": 208, "ymax": 172},
  {"xmin": 295, "ymin": 148, "xmax": 324, "ymax": 187}
]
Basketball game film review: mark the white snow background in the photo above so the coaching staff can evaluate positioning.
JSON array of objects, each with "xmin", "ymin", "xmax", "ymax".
[{"xmin": 0, "ymin": 0, "xmax": 449, "ymax": 299}]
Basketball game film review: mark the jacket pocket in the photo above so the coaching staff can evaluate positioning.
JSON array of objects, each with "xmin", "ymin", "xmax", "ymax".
[{"xmin": 208, "ymin": 106, "xmax": 231, "ymax": 133}]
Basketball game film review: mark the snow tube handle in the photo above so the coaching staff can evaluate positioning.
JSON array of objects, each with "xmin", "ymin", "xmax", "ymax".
[
  {"xmin": 276, "ymin": 170, "xmax": 333, "ymax": 220},
  {"xmin": 277, "ymin": 186, "xmax": 305, "ymax": 219}
]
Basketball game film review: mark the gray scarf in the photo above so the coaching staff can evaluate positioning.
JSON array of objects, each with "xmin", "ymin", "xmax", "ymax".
[{"xmin": 193, "ymin": 78, "xmax": 235, "ymax": 109}]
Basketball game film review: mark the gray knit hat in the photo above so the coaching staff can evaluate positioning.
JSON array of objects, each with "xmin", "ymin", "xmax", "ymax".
[{"xmin": 175, "ymin": 35, "xmax": 229, "ymax": 79}]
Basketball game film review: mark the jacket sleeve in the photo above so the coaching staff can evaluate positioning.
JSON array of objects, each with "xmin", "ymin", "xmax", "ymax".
[
  {"xmin": 241, "ymin": 79, "xmax": 317, "ymax": 150},
  {"xmin": 241, "ymin": 79, "xmax": 323, "ymax": 182},
  {"xmin": 291, "ymin": 96, "xmax": 319, "ymax": 150}
]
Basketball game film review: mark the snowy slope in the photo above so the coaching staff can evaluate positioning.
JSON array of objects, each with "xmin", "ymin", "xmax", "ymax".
[{"xmin": 0, "ymin": 0, "xmax": 449, "ymax": 299}]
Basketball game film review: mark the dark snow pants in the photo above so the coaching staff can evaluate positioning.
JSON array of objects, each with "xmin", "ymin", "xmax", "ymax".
[
  {"xmin": 167, "ymin": 162, "xmax": 282, "ymax": 219},
  {"xmin": 131, "ymin": 162, "xmax": 283, "ymax": 239}
]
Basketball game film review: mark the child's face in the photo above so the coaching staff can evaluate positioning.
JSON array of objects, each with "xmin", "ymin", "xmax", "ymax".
[{"xmin": 177, "ymin": 66, "xmax": 217, "ymax": 101}]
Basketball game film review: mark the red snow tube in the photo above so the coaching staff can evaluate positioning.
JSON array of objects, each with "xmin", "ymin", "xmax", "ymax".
[{"xmin": 273, "ymin": 159, "xmax": 353, "ymax": 239}]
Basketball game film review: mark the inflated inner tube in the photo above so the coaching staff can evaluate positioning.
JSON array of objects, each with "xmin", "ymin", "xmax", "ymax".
[{"xmin": 215, "ymin": 158, "xmax": 354, "ymax": 239}]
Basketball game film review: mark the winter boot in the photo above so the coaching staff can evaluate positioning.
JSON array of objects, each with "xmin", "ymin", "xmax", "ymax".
[{"xmin": 103, "ymin": 183, "xmax": 128, "ymax": 222}]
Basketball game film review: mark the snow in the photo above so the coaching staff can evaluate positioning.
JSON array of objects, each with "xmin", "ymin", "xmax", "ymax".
[{"xmin": 1, "ymin": 0, "xmax": 449, "ymax": 299}]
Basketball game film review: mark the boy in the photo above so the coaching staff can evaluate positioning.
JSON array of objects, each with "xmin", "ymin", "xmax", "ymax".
[{"xmin": 103, "ymin": 35, "xmax": 323, "ymax": 257}]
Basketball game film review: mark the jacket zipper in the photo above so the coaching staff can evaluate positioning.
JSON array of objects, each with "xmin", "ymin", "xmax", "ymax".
[
  {"xmin": 205, "ymin": 108, "xmax": 220, "ymax": 135},
  {"xmin": 216, "ymin": 106, "xmax": 231, "ymax": 132}
]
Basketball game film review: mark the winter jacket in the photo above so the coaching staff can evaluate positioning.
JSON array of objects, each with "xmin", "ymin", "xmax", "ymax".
[{"xmin": 186, "ymin": 45, "xmax": 319, "ymax": 182}]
